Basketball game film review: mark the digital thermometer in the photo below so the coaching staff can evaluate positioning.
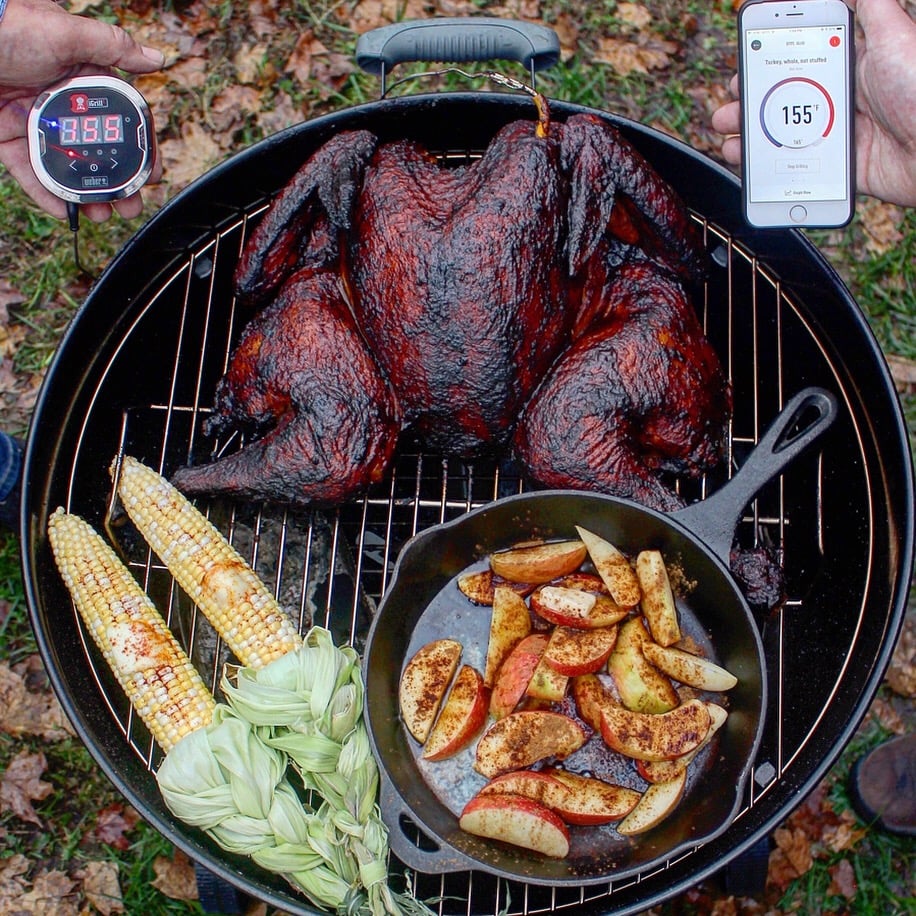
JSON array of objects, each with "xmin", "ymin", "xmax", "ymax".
[{"xmin": 28, "ymin": 75, "xmax": 154, "ymax": 205}]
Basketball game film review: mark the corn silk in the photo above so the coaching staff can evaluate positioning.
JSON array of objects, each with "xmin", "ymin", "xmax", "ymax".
[{"xmin": 156, "ymin": 628, "xmax": 432, "ymax": 915}]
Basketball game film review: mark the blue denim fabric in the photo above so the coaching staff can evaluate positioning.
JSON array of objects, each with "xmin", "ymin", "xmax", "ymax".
[
  {"xmin": 0, "ymin": 0, "xmax": 8, "ymax": 23},
  {"xmin": 0, "ymin": 431, "xmax": 22, "ymax": 503}
]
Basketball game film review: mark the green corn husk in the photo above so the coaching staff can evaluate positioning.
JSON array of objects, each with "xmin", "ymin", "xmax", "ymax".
[
  {"xmin": 156, "ymin": 630, "xmax": 432, "ymax": 915},
  {"xmin": 219, "ymin": 628, "xmax": 431, "ymax": 916}
]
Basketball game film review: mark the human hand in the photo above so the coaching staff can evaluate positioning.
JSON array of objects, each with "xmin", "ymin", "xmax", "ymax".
[
  {"xmin": 0, "ymin": 0, "xmax": 165, "ymax": 221},
  {"xmin": 711, "ymin": 0, "xmax": 916, "ymax": 208}
]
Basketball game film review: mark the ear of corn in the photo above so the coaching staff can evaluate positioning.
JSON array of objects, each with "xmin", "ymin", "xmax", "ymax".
[
  {"xmin": 47, "ymin": 508, "xmax": 216, "ymax": 753},
  {"xmin": 114, "ymin": 455, "xmax": 303, "ymax": 669}
]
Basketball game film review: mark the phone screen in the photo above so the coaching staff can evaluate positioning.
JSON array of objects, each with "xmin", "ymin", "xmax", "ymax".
[{"xmin": 742, "ymin": 22, "xmax": 850, "ymax": 206}]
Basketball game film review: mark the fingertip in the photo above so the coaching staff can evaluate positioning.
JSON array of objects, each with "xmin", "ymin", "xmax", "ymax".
[{"xmin": 721, "ymin": 136, "xmax": 742, "ymax": 167}]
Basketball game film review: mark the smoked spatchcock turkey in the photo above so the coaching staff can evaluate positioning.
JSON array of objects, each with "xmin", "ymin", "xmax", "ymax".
[{"xmin": 171, "ymin": 98, "xmax": 732, "ymax": 512}]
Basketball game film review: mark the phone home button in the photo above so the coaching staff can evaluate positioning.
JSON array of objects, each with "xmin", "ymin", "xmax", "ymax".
[{"xmin": 789, "ymin": 205, "xmax": 808, "ymax": 223}]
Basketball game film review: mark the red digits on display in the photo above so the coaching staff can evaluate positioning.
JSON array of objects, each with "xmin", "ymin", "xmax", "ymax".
[
  {"xmin": 81, "ymin": 116, "xmax": 100, "ymax": 144},
  {"xmin": 103, "ymin": 115, "xmax": 122, "ymax": 143},
  {"xmin": 59, "ymin": 117, "xmax": 80, "ymax": 145}
]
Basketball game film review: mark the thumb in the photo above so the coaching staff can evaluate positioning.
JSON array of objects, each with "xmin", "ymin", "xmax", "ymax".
[{"xmin": 60, "ymin": 16, "xmax": 165, "ymax": 74}]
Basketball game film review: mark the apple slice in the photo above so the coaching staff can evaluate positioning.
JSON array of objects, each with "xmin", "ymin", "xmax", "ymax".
[
  {"xmin": 641, "ymin": 642, "xmax": 738, "ymax": 692},
  {"xmin": 599, "ymin": 698, "xmax": 711, "ymax": 762},
  {"xmin": 616, "ymin": 769, "xmax": 687, "ymax": 835},
  {"xmin": 459, "ymin": 793, "xmax": 570, "ymax": 858},
  {"xmin": 475, "ymin": 710, "xmax": 587, "ymax": 778},
  {"xmin": 541, "ymin": 769, "xmax": 641, "ymax": 825},
  {"xmin": 543, "ymin": 625, "xmax": 619, "ymax": 676},
  {"xmin": 483, "ymin": 587, "xmax": 533, "ymax": 687},
  {"xmin": 606, "ymin": 616, "xmax": 679, "ymax": 714},
  {"xmin": 636, "ymin": 550, "xmax": 681, "ymax": 646},
  {"xmin": 457, "ymin": 569, "xmax": 535, "ymax": 605},
  {"xmin": 478, "ymin": 769, "xmax": 573, "ymax": 810},
  {"xmin": 637, "ymin": 703, "xmax": 729, "ymax": 783},
  {"xmin": 489, "ymin": 539, "xmax": 588, "ymax": 584},
  {"xmin": 525, "ymin": 654, "xmax": 569, "ymax": 702},
  {"xmin": 575, "ymin": 527, "xmax": 642, "ymax": 608},
  {"xmin": 529, "ymin": 585, "xmax": 627, "ymax": 629},
  {"xmin": 399, "ymin": 638, "xmax": 462, "ymax": 743},
  {"xmin": 489, "ymin": 633, "xmax": 548, "ymax": 719},
  {"xmin": 423, "ymin": 665, "xmax": 489, "ymax": 761},
  {"xmin": 553, "ymin": 571, "xmax": 610, "ymax": 594},
  {"xmin": 570, "ymin": 673, "xmax": 616, "ymax": 732}
]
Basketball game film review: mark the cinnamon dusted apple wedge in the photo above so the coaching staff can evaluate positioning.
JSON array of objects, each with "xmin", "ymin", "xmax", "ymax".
[
  {"xmin": 398, "ymin": 638, "xmax": 462, "ymax": 743},
  {"xmin": 599, "ymin": 698, "xmax": 711, "ymax": 762},
  {"xmin": 483, "ymin": 587, "xmax": 533, "ymax": 688},
  {"xmin": 635, "ymin": 549, "xmax": 681, "ymax": 646},
  {"xmin": 636, "ymin": 703, "xmax": 729, "ymax": 784},
  {"xmin": 541, "ymin": 769, "xmax": 641, "ymax": 825},
  {"xmin": 542, "ymin": 624, "xmax": 619, "ymax": 676},
  {"xmin": 641, "ymin": 642, "xmax": 738, "ymax": 692},
  {"xmin": 475, "ymin": 710, "xmax": 586, "ymax": 778},
  {"xmin": 607, "ymin": 616, "xmax": 679, "ymax": 714},
  {"xmin": 575, "ymin": 527, "xmax": 642, "ymax": 608},
  {"xmin": 616, "ymin": 768, "xmax": 688, "ymax": 835}
]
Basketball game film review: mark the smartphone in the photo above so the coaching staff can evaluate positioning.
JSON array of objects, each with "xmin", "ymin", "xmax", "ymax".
[{"xmin": 738, "ymin": 0, "xmax": 855, "ymax": 228}]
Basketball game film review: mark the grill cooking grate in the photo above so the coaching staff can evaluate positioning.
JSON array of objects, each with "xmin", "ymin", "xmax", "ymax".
[{"xmin": 62, "ymin": 198, "xmax": 856, "ymax": 915}]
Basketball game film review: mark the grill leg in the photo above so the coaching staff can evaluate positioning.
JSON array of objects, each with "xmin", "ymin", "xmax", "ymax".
[
  {"xmin": 193, "ymin": 862, "xmax": 250, "ymax": 914},
  {"xmin": 719, "ymin": 836, "xmax": 771, "ymax": 897}
]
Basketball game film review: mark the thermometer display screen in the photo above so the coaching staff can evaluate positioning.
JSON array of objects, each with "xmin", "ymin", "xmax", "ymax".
[
  {"xmin": 27, "ymin": 76, "xmax": 153, "ymax": 204},
  {"xmin": 58, "ymin": 114, "xmax": 124, "ymax": 146}
]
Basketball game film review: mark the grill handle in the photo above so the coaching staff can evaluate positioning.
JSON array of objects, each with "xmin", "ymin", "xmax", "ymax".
[
  {"xmin": 380, "ymin": 769, "xmax": 481, "ymax": 875},
  {"xmin": 355, "ymin": 18, "xmax": 560, "ymax": 89},
  {"xmin": 673, "ymin": 386, "xmax": 839, "ymax": 563}
]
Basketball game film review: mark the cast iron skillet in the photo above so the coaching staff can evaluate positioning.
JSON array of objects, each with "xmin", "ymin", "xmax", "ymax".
[{"xmin": 364, "ymin": 386, "xmax": 837, "ymax": 884}]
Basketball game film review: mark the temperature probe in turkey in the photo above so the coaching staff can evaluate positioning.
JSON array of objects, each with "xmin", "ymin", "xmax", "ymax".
[{"xmin": 27, "ymin": 75, "xmax": 155, "ymax": 272}]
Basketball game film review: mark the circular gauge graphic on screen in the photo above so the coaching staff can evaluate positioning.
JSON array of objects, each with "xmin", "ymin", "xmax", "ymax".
[{"xmin": 759, "ymin": 77, "xmax": 835, "ymax": 149}]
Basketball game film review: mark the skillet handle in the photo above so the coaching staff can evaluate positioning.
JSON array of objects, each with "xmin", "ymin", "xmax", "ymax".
[
  {"xmin": 379, "ymin": 771, "xmax": 479, "ymax": 875},
  {"xmin": 673, "ymin": 387, "xmax": 839, "ymax": 562},
  {"xmin": 355, "ymin": 18, "xmax": 560, "ymax": 77}
]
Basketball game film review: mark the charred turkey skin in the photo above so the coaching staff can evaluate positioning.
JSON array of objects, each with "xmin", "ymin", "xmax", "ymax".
[{"xmin": 172, "ymin": 106, "xmax": 731, "ymax": 511}]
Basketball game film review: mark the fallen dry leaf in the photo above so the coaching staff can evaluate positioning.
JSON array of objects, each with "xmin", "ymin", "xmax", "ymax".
[
  {"xmin": 0, "ymin": 279, "xmax": 25, "ymax": 313},
  {"xmin": 858, "ymin": 198, "xmax": 905, "ymax": 255},
  {"xmin": 887, "ymin": 354, "xmax": 916, "ymax": 398},
  {"xmin": 867, "ymin": 695, "xmax": 907, "ymax": 734},
  {"xmin": 617, "ymin": 2, "xmax": 653, "ymax": 31},
  {"xmin": 827, "ymin": 857, "xmax": 858, "ymax": 900},
  {"xmin": 208, "ymin": 85, "xmax": 264, "ymax": 136},
  {"xmin": 347, "ymin": 0, "xmax": 433, "ymax": 35},
  {"xmin": 822, "ymin": 811, "xmax": 868, "ymax": 854},
  {"xmin": 9, "ymin": 868, "xmax": 79, "ymax": 915},
  {"xmin": 489, "ymin": 0, "xmax": 543, "ymax": 20},
  {"xmin": 76, "ymin": 861, "xmax": 124, "ymax": 916},
  {"xmin": 0, "ymin": 661, "xmax": 75, "ymax": 741},
  {"xmin": 551, "ymin": 12, "xmax": 581, "ymax": 61},
  {"xmin": 158, "ymin": 121, "xmax": 225, "ymax": 192},
  {"xmin": 772, "ymin": 826, "xmax": 813, "ymax": 877},
  {"xmin": 285, "ymin": 30, "xmax": 329, "ymax": 85},
  {"xmin": 151, "ymin": 849, "xmax": 199, "ymax": 902},
  {"xmin": 86, "ymin": 804, "xmax": 141, "ymax": 852},
  {"xmin": 0, "ymin": 854, "xmax": 30, "ymax": 908},
  {"xmin": 594, "ymin": 36, "xmax": 674, "ymax": 76},
  {"xmin": 0, "ymin": 750, "xmax": 53, "ymax": 826},
  {"xmin": 165, "ymin": 56, "xmax": 209, "ymax": 92},
  {"xmin": 256, "ymin": 91, "xmax": 308, "ymax": 137},
  {"xmin": 234, "ymin": 43, "xmax": 271, "ymax": 86},
  {"xmin": 884, "ymin": 611, "xmax": 915, "ymax": 694}
]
